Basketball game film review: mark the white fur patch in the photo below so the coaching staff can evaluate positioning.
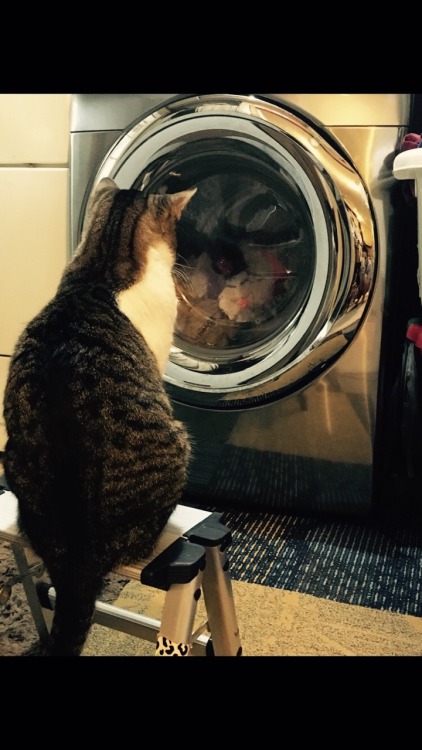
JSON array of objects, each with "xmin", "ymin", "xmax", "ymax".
[{"xmin": 116, "ymin": 243, "xmax": 178, "ymax": 374}]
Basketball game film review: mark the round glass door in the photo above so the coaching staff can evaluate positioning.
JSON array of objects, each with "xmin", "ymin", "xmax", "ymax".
[{"xmin": 148, "ymin": 154, "xmax": 315, "ymax": 355}]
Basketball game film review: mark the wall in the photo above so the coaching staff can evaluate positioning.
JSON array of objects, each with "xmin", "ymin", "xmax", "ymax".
[{"xmin": 0, "ymin": 94, "xmax": 71, "ymax": 450}]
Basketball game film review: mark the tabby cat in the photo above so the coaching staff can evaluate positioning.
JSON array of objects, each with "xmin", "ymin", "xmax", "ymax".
[{"xmin": 3, "ymin": 177, "xmax": 196, "ymax": 656}]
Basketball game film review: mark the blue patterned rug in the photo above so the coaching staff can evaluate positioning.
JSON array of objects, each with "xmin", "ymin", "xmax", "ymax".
[{"xmin": 202, "ymin": 502, "xmax": 422, "ymax": 617}]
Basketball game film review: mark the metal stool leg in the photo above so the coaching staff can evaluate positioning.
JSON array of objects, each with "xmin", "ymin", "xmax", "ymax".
[
  {"xmin": 141, "ymin": 536, "xmax": 207, "ymax": 656},
  {"xmin": 186, "ymin": 512, "xmax": 242, "ymax": 656},
  {"xmin": 201, "ymin": 544, "xmax": 242, "ymax": 656},
  {"xmin": 156, "ymin": 574, "xmax": 204, "ymax": 656},
  {"xmin": 10, "ymin": 542, "xmax": 50, "ymax": 645}
]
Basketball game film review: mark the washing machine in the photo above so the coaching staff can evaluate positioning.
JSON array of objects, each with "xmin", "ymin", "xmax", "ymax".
[{"xmin": 69, "ymin": 93, "xmax": 413, "ymax": 517}]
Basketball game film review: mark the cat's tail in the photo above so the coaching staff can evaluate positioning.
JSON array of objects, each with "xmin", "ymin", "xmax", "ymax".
[{"xmin": 43, "ymin": 561, "xmax": 105, "ymax": 657}]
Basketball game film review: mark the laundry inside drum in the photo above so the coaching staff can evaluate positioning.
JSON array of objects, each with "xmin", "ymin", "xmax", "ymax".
[{"xmin": 173, "ymin": 171, "xmax": 316, "ymax": 353}]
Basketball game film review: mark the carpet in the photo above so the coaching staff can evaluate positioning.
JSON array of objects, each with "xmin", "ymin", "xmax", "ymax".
[
  {"xmin": 3, "ymin": 558, "xmax": 420, "ymax": 656},
  {"xmin": 2, "ymin": 498, "xmax": 422, "ymax": 656},
  {"xmin": 208, "ymin": 504, "xmax": 422, "ymax": 617},
  {"xmin": 81, "ymin": 579, "xmax": 422, "ymax": 657}
]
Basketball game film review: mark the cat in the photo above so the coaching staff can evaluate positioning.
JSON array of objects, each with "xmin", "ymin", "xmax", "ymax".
[{"xmin": 2, "ymin": 177, "xmax": 196, "ymax": 656}]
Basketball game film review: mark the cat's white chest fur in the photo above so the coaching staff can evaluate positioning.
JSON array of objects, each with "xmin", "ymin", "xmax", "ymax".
[{"xmin": 116, "ymin": 243, "xmax": 178, "ymax": 375}]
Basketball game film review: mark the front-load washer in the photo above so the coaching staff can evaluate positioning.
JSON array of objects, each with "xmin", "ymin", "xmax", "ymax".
[{"xmin": 69, "ymin": 93, "xmax": 413, "ymax": 517}]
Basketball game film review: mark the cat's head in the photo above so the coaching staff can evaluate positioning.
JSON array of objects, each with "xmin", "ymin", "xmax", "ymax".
[{"xmin": 70, "ymin": 178, "xmax": 196, "ymax": 291}]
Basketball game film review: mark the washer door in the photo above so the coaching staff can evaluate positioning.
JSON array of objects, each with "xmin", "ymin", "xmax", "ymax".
[{"xmin": 85, "ymin": 94, "xmax": 376, "ymax": 409}]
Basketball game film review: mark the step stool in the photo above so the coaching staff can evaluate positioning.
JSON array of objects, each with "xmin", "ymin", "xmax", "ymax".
[{"xmin": 0, "ymin": 487, "xmax": 242, "ymax": 656}]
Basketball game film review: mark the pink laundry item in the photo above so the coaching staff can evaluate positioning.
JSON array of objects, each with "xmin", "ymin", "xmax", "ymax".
[
  {"xmin": 401, "ymin": 133, "xmax": 422, "ymax": 151},
  {"xmin": 406, "ymin": 321, "xmax": 422, "ymax": 351}
]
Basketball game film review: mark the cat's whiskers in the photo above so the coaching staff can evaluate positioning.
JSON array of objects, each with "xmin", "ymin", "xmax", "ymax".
[{"xmin": 173, "ymin": 262, "xmax": 196, "ymax": 295}]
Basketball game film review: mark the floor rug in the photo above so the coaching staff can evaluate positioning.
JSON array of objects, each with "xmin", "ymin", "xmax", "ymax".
[
  {"xmin": 82, "ymin": 578, "xmax": 422, "ymax": 657},
  {"xmin": 198, "ymin": 505, "xmax": 422, "ymax": 617}
]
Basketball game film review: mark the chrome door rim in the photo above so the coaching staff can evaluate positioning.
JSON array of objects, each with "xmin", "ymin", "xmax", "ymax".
[{"xmin": 86, "ymin": 94, "xmax": 376, "ymax": 408}]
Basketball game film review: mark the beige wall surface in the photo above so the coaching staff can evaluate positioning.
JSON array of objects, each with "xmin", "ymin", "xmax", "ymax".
[
  {"xmin": 0, "ymin": 94, "xmax": 71, "ymax": 164},
  {"xmin": 0, "ymin": 94, "xmax": 71, "ymax": 450},
  {"xmin": 0, "ymin": 168, "xmax": 69, "ymax": 351}
]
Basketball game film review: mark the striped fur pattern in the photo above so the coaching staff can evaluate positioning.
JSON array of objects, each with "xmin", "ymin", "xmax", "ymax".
[{"xmin": 3, "ymin": 178, "xmax": 196, "ymax": 656}]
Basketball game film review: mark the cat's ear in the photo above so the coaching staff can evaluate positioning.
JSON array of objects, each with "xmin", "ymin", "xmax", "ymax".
[
  {"xmin": 167, "ymin": 188, "xmax": 197, "ymax": 220},
  {"xmin": 91, "ymin": 177, "xmax": 119, "ymax": 201},
  {"xmin": 86, "ymin": 178, "xmax": 118, "ymax": 215},
  {"xmin": 96, "ymin": 177, "xmax": 118, "ymax": 192},
  {"xmin": 86, "ymin": 177, "xmax": 119, "ymax": 222},
  {"xmin": 79, "ymin": 178, "xmax": 119, "ymax": 243}
]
